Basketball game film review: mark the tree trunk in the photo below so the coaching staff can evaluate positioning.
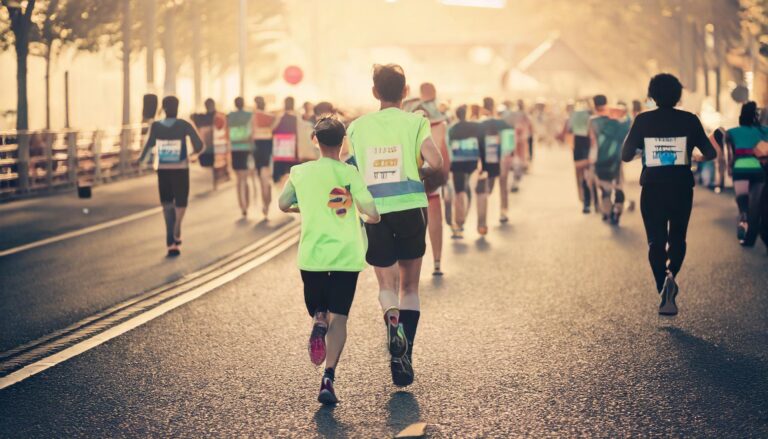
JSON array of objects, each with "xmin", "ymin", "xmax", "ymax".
[
  {"xmin": 15, "ymin": 36, "xmax": 29, "ymax": 131},
  {"xmin": 192, "ymin": 7, "xmax": 202, "ymax": 110},
  {"xmin": 122, "ymin": 0, "xmax": 131, "ymax": 125},
  {"xmin": 145, "ymin": 0, "xmax": 156, "ymax": 87},
  {"xmin": 44, "ymin": 49, "xmax": 51, "ymax": 130},
  {"xmin": 163, "ymin": 8, "xmax": 176, "ymax": 96}
]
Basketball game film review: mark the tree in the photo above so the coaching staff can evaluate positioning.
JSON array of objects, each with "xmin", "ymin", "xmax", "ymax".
[{"xmin": 2, "ymin": 0, "xmax": 37, "ymax": 130}]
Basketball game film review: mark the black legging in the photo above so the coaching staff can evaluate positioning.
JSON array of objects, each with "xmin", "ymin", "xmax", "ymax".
[{"xmin": 640, "ymin": 184, "xmax": 694, "ymax": 292}]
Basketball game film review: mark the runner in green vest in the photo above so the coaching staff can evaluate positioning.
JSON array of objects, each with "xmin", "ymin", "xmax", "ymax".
[
  {"xmin": 347, "ymin": 64, "xmax": 443, "ymax": 387},
  {"xmin": 227, "ymin": 97, "xmax": 254, "ymax": 218},
  {"xmin": 278, "ymin": 116, "xmax": 379, "ymax": 405}
]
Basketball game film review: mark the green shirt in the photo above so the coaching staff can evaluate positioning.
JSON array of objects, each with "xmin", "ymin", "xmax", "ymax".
[
  {"xmin": 227, "ymin": 110, "xmax": 253, "ymax": 151},
  {"xmin": 347, "ymin": 107, "xmax": 431, "ymax": 214},
  {"xmin": 289, "ymin": 158, "xmax": 374, "ymax": 272}
]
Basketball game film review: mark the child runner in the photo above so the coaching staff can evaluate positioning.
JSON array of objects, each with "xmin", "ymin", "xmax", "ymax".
[
  {"xmin": 621, "ymin": 74, "xmax": 717, "ymax": 315},
  {"xmin": 347, "ymin": 64, "xmax": 443, "ymax": 387},
  {"xmin": 278, "ymin": 116, "xmax": 380, "ymax": 405},
  {"xmin": 139, "ymin": 96, "xmax": 203, "ymax": 256}
]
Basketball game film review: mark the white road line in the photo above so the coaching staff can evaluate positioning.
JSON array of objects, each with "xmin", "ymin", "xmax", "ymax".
[
  {"xmin": 0, "ymin": 207, "xmax": 162, "ymax": 258},
  {"xmin": 0, "ymin": 231, "xmax": 299, "ymax": 390}
]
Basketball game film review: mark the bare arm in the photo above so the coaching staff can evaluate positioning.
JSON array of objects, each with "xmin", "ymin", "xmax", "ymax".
[
  {"xmin": 278, "ymin": 180, "xmax": 300, "ymax": 213},
  {"xmin": 420, "ymin": 136, "xmax": 444, "ymax": 171}
]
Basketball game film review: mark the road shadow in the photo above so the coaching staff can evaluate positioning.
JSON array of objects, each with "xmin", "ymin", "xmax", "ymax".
[
  {"xmin": 474, "ymin": 237, "xmax": 490, "ymax": 252},
  {"xmin": 387, "ymin": 391, "xmax": 422, "ymax": 433},
  {"xmin": 313, "ymin": 405, "xmax": 349, "ymax": 439},
  {"xmin": 451, "ymin": 240, "xmax": 469, "ymax": 254},
  {"xmin": 661, "ymin": 327, "xmax": 768, "ymax": 412}
]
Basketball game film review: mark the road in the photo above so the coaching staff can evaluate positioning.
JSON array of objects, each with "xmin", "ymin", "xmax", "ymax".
[{"xmin": 1, "ymin": 148, "xmax": 767, "ymax": 437}]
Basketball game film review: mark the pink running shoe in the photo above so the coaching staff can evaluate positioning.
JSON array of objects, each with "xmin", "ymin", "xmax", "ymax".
[{"xmin": 308, "ymin": 323, "xmax": 327, "ymax": 366}]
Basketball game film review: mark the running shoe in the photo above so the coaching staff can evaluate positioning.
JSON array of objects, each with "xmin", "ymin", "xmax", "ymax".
[
  {"xmin": 386, "ymin": 315, "xmax": 408, "ymax": 358},
  {"xmin": 432, "ymin": 261, "xmax": 443, "ymax": 277},
  {"xmin": 450, "ymin": 225, "xmax": 463, "ymax": 240},
  {"xmin": 477, "ymin": 225, "xmax": 488, "ymax": 236},
  {"xmin": 658, "ymin": 273, "xmax": 679, "ymax": 316},
  {"xmin": 737, "ymin": 220, "xmax": 748, "ymax": 244},
  {"xmin": 167, "ymin": 244, "xmax": 180, "ymax": 257},
  {"xmin": 308, "ymin": 322, "xmax": 328, "ymax": 366},
  {"xmin": 317, "ymin": 375, "xmax": 338, "ymax": 405},
  {"xmin": 582, "ymin": 206, "xmax": 591, "ymax": 214},
  {"xmin": 500, "ymin": 211, "xmax": 509, "ymax": 224},
  {"xmin": 391, "ymin": 355, "xmax": 414, "ymax": 387}
]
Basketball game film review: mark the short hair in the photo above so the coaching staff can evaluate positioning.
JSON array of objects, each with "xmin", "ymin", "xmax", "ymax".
[
  {"xmin": 313, "ymin": 115, "xmax": 346, "ymax": 148},
  {"xmin": 420, "ymin": 82, "xmax": 436, "ymax": 100},
  {"xmin": 455, "ymin": 105, "xmax": 467, "ymax": 121},
  {"xmin": 162, "ymin": 96, "xmax": 179, "ymax": 118},
  {"xmin": 234, "ymin": 97, "xmax": 244, "ymax": 110},
  {"xmin": 648, "ymin": 73, "xmax": 682, "ymax": 108},
  {"xmin": 254, "ymin": 96, "xmax": 265, "ymax": 110},
  {"xmin": 373, "ymin": 64, "xmax": 406, "ymax": 103},
  {"xmin": 592, "ymin": 95, "xmax": 607, "ymax": 108},
  {"xmin": 739, "ymin": 101, "xmax": 759, "ymax": 127},
  {"xmin": 284, "ymin": 96, "xmax": 295, "ymax": 111},
  {"xmin": 314, "ymin": 101, "xmax": 334, "ymax": 116},
  {"xmin": 204, "ymin": 98, "xmax": 215, "ymax": 113},
  {"xmin": 483, "ymin": 97, "xmax": 495, "ymax": 113}
]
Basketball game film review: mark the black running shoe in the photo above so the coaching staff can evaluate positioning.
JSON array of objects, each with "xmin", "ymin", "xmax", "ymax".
[
  {"xmin": 659, "ymin": 273, "xmax": 678, "ymax": 316},
  {"xmin": 386, "ymin": 316, "xmax": 408, "ymax": 358},
  {"xmin": 317, "ymin": 375, "xmax": 338, "ymax": 405},
  {"xmin": 391, "ymin": 355, "xmax": 414, "ymax": 387},
  {"xmin": 737, "ymin": 221, "xmax": 748, "ymax": 243}
]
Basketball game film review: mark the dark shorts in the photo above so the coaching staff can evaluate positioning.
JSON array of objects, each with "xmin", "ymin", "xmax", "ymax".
[
  {"xmin": 482, "ymin": 162, "xmax": 500, "ymax": 178},
  {"xmin": 157, "ymin": 169, "xmax": 190, "ymax": 207},
  {"xmin": 573, "ymin": 135, "xmax": 590, "ymax": 161},
  {"xmin": 231, "ymin": 150, "xmax": 252, "ymax": 170},
  {"xmin": 273, "ymin": 161, "xmax": 299, "ymax": 183},
  {"xmin": 254, "ymin": 139, "xmax": 272, "ymax": 170},
  {"xmin": 365, "ymin": 208, "xmax": 427, "ymax": 267},
  {"xmin": 300, "ymin": 270, "xmax": 359, "ymax": 317},
  {"xmin": 452, "ymin": 170, "xmax": 474, "ymax": 193}
]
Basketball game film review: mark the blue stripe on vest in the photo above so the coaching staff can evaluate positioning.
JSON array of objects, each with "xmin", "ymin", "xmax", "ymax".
[{"xmin": 369, "ymin": 179, "xmax": 425, "ymax": 198}]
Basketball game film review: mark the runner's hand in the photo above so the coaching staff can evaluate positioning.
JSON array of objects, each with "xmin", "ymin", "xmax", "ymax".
[{"xmin": 188, "ymin": 153, "xmax": 199, "ymax": 163}]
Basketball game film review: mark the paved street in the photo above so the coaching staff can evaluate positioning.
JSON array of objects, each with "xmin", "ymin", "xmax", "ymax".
[{"xmin": 1, "ymin": 149, "xmax": 767, "ymax": 437}]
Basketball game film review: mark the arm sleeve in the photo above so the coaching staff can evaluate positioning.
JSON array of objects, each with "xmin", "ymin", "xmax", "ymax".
[
  {"xmin": 349, "ymin": 167, "xmax": 377, "ymax": 217},
  {"xmin": 622, "ymin": 117, "xmax": 643, "ymax": 162},
  {"xmin": 139, "ymin": 123, "xmax": 157, "ymax": 162},
  {"xmin": 186, "ymin": 121, "xmax": 204, "ymax": 154},
  {"xmin": 691, "ymin": 115, "xmax": 717, "ymax": 161}
]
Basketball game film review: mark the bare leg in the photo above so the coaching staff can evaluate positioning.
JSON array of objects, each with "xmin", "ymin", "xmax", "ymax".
[
  {"xmin": 398, "ymin": 258, "xmax": 422, "ymax": 311},
  {"xmin": 258, "ymin": 167, "xmax": 272, "ymax": 217},
  {"xmin": 236, "ymin": 170, "xmax": 250, "ymax": 216},
  {"xmin": 476, "ymin": 174, "xmax": 490, "ymax": 235},
  {"xmin": 455, "ymin": 191, "xmax": 468, "ymax": 227},
  {"xmin": 499, "ymin": 155, "xmax": 511, "ymax": 220},
  {"xmin": 324, "ymin": 313, "xmax": 347, "ymax": 369},
  {"xmin": 173, "ymin": 206, "xmax": 186, "ymax": 243},
  {"xmin": 375, "ymin": 264, "xmax": 401, "ymax": 320},
  {"xmin": 427, "ymin": 195, "xmax": 443, "ymax": 274}
]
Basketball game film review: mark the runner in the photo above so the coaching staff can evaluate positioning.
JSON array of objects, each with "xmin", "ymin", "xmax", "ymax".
[
  {"xmin": 477, "ymin": 97, "xmax": 514, "ymax": 231},
  {"xmin": 138, "ymin": 96, "xmax": 203, "ymax": 256},
  {"xmin": 417, "ymin": 82, "xmax": 451, "ymax": 276},
  {"xmin": 589, "ymin": 95, "xmax": 631, "ymax": 225},
  {"xmin": 559, "ymin": 100, "xmax": 594, "ymax": 213},
  {"xmin": 448, "ymin": 104, "xmax": 482, "ymax": 239},
  {"xmin": 253, "ymin": 96, "xmax": 275, "ymax": 218},
  {"xmin": 725, "ymin": 101, "xmax": 767, "ymax": 246},
  {"xmin": 621, "ymin": 73, "xmax": 717, "ymax": 315},
  {"xmin": 347, "ymin": 64, "xmax": 443, "ymax": 387},
  {"xmin": 272, "ymin": 96, "xmax": 300, "ymax": 186},
  {"xmin": 191, "ymin": 99, "xmax": 229, "ymax": 191},
  {"xmin": 227, "ymin": 97, "xmax": 254, "ymax": 218},
  {"xmin": 278, "ymin": 116, "xmax": 380, "ymax": 405},
  {"xmin": 499, "ymin": 100, "xmax": 529, "ymax": 206},
  {"xmin": 506, "ymin": 99, "xmax": 532, "ymax": 192}
]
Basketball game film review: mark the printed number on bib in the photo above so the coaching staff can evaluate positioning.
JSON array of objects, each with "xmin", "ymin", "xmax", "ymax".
[
  {"xmin": 451, "ymin": 138, "xmax": 479, "ymax": 161},
  {"xmin": 365, "ymin": 145, "xmax": 402, "ymax": 186},
  {"xmin": 157, "ymin": 139, "xmax": 182, "ymax": 163},
  {"xmin": 485, "ymin": 135, "xmax": 500, "ymax": 164},
  {"xmin": 644, "ymin": 137, "xmax": 688, "ymax": 167},
  {"xmin": 273, "ymin": 133, "xmax": 297, "ymax": 162}
]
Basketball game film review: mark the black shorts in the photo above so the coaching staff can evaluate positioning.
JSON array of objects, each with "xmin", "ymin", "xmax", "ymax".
[
  {"xmin": 452, "ymin": 170, "xmax": 474, "ymax": 193},
  {"xmin": 157, "ymin": 169, "xmax": 190, "ymax": 207},
  {"xmin": 573, "ymin": 135, "xmax": 590, "ymax": 161},
  {"xmin": 254, "ymin": 139, "xmax": 272, "ymax": 170},
  {"xmin": 300, "ymin": 270, "xmax": 359, "ymax": 317},
  {"xmin": 273, "ymin": 161, "xmax": 298, "ymax": 183},
  {"xmin": 231, "ymin": 150, "xmax": 252, "ymax": 170},
  {"xmin": 365, "ymin": 208, "xmax": 427, "ymax": 267}
]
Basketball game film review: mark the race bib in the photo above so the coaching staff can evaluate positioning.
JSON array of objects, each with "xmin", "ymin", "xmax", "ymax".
[
  {"xmin": 273, "ymin": 133, "xmax": 297, "ymax": 162},
  {"xmin": 451, "ymin": 138, "xmax": 479, "ymax": 162},
  {"xmin": 643, "ymin": 137, "xmax": 688, "ymax": 167},
  {"xmin": 229, "ymin": 125, "xmax": 250, "ymax": 143},
  {"xmin": 500, "ymin": 129, "xmax": 516, "ymax": 156},
  {"xmin": 365, "ymin": 145, "xmax": 402, "ymax": 186},
  {"xmin": 157, "ymin": 139, "xmax": 182, "ymax": 163},
  {"xmin": 485, "ymin": 135, "xmax": 500, "ymax": 164}
]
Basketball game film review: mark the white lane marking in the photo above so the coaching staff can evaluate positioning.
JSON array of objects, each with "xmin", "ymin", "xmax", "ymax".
[
  {"xmin": 0, "ymin": 207, "xmax": 162, "ymax": 258},
  {"xmin": 0, "ymin": 231, "xmax": 299, "ymax": 390}
]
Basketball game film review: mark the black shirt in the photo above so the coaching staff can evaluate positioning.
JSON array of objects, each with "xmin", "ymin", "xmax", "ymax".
[
  {"xmin": 479, "ymin": 118, "xmax": 512, "ymax": 173},
  {"xmin": 622, "ymin": 107, "xmax": 716, "ymax": 187},
  {"xmin": 448, "ymin": 121, "xmax": 482, "ymax": 173}
]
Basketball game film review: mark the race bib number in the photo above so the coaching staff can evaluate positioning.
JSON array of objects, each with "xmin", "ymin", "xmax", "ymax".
[
  {"xmin": 365, "ymin": 145, "xmax": 402, "ymax": 185},
  {"xmin": 451, "ymin": 138, "xmax": 479, "ymax": 161},
  {"xmin": 485, "ymin": 135, "xmax": 500, "ymax": 164},
  {"xmin": 644, "ymin": 137, "xmax": 688, "ymax": 167},
  {"xmin": 273, "ymin": 133, "xmax": 297, "ymax": 162},
  {"xmin": 157, "ymin": 139, "xmax": 182, "ymax": 163}
]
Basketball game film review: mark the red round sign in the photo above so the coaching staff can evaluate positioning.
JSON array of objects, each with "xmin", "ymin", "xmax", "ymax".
[{"xmin": 283, "ymin": 66, "xmax": 303, "ymax": 85}]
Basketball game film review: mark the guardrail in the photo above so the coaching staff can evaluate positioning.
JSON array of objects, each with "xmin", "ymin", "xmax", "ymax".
[{"xmin": 0, "ymin": 125, "xmax": 149, "ymax": 200}]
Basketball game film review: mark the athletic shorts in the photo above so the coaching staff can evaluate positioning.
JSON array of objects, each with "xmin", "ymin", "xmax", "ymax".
[
  {"xmin": 231, "ymin": 150, "xmax": 252, "ymax": 170},
  {"xmin": 453, "ymin": 170, "xmax": 473, "ymax": 193},
  {"xmin": 157, "ymin": 169, "xmax": 190, "ymax": 207},
  {"xmin": 254, "ymin": 139, "xmax": 272, "ymax": 170},
  {"xmin": 364, "ymin": 208, "xmax": 427, "ymax": 267},
  {"xmin": 482, "ymin": 163, "xmax": 500, "ymax": 178},
  {"xmin": 273, "ymin": 161, "xmax": 298, "ymax": 183},
  {"xmin": 573, "ymin": 135, "xmax": 590, "ymax": 161},
  {"xmin": 300, "ymin": 270, "xmax": 359, "ymax": 317}
]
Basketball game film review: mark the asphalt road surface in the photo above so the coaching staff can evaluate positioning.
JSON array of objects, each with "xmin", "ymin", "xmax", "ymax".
[{"xmin": 1, "ymin": 149, "xmax": 767, "ymax": 437}]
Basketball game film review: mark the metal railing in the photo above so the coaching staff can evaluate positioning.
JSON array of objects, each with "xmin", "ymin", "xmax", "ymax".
[{"xmin": 0, "ymin": 125, "xmax": 149, "ymax": 200}]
